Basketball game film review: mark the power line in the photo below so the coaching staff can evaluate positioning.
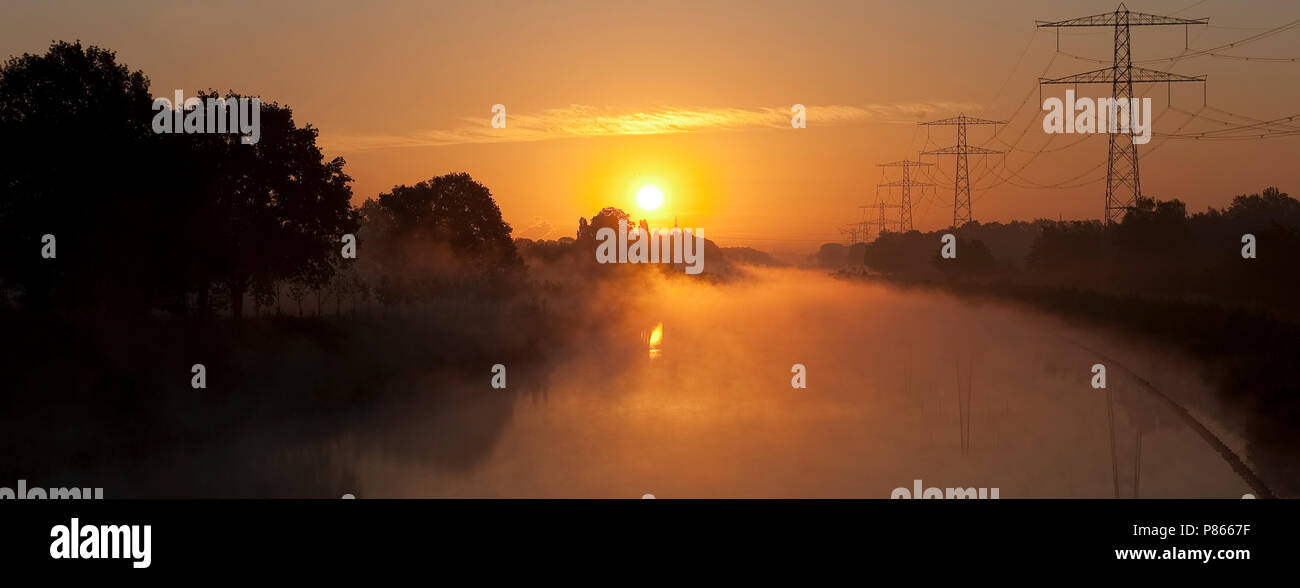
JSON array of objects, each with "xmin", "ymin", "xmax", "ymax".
[
  {"xmin": 1038, "ymin": 3, "xmax": 1209, "ymax": 225},
  {"xmin": 877, "ymin": 160, "xmax": 934, "ymax": 231},
  {"xmin": 1055, "ymin": 16, "xmax": 1300, "ymax": 65},
  {"xmin": 919, "ymin": 115, "xmax": 1005, "ymax": 228}
]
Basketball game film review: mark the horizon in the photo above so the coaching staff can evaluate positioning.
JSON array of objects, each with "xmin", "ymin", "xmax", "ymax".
[{"xmin": 4, "ymin": 0, "xmax": 1298, "ymax": 256}]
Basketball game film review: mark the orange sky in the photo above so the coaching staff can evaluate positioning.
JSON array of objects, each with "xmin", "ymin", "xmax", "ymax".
[{"xmin": 4, "ymin": 0, "xmax": 1298, "ymax": 254}]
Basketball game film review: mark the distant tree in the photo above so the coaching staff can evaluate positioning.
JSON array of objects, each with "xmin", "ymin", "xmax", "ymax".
[
  {"xmin": 1025, "ymin": 220, "xmax": 1106, "ymax": 283},
  {"xmin": 329, "ymin": 275, "xmax": 350, "ymax": 316},
  {"xmin": 577, "ymin": 207, "xmax": 632, "ymax": 242},
  {"xmin": 312, "ymin": 284, "xmax": 327, "ymax": 317},
  {"xmin": 862, "ymin": 231, "xmax": 944, "ymax": 278},
  {"xmin": 814, "ymin": 243, "xmax": 852, "ymax": 269},
  {"xmin": 1224, "ymin": 187, "xmax": 1300, "ymax": 227},
  {"xmin": 573, "ymin": 207, "xmax": 634, "ymax": 268},
  {"xmin": 287, "ymin": 282, "xmax": 308, "ymax": 317},
  {"xmin": 375, "ymin": 275, "xmax": 399, "ymax": 314},
  {"xmin": 351, "ymin": 272, "xmax": 371, "ymax": 314},
  {"xmin": 362, "ymin": 172, "xmax": 519, "ymax": 274},
  {"xmin": 1114, "ymin": 196, "xmax": 1190, "ymax": 258},
  {"xmin": 953, "ymin": 220, "xmax": 1045, "ymax": 269},
  {"xmin": 932, "ymin": 238, "xmax": 1000, "ymax": 278}
]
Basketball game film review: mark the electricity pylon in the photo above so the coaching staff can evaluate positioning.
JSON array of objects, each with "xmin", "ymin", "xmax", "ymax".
[
  {"xmin": 842, "ymin": 204, "xmax": 872, "ymax": 243},
  {"xmin": 877, "ymin": 160, "xmax": 934, "ymax": 232},
  {"xmin": 1037, "ymin": 3, "xmax": 1208, "ymax": 226},
  {"xmin": 920, "ymin": 115, "xmax": 1004, "ymax": 229},
  {"xmin": 878, "ymin": 201, "xmax": 898, "ymax": 237},
  {"xmin": 840, "ymin": 224, "xmax": 867, "ymax": 245},
  {"xmin": 860, "ymin": 202, "xmax": 899, "ymax": 240}
]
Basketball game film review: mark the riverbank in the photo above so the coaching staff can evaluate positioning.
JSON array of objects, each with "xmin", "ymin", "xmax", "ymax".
[{"xmin": 837, "ymin": 271, "xmax": 1300, "ymax": 497}]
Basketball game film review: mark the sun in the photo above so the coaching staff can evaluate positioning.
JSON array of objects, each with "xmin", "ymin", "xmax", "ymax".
[{"xmin": 636, "ymin": 185, "xmax": 664, "ymax": 211}]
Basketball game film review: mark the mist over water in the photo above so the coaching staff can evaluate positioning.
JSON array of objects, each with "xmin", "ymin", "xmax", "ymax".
[{"xmin": 309, "ymin": 267, "xmax": 1248, "ymax": 499}]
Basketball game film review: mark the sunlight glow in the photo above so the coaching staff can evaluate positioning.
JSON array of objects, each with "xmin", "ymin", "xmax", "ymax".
[{"xmin": 637, "ymin": 186, "xmax": 664, "ymax": 211}]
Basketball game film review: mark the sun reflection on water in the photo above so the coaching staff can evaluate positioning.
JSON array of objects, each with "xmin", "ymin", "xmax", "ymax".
[{"xmin": 648, "ymin": 322, "xmax": 663, "ymax": 359}]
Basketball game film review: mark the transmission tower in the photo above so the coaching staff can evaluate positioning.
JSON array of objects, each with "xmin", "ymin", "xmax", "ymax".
[
  {"xmin": 919, "ymin": 115, "xmax": 1004, "ymax": 229},
  {"xmin": 860, "ymin": 202, "xmax": 899, "ymax": 240},
  {"xmin": 877, "ymin": 160, "xmax": 934, "ymax": 232},
  {"xmin": 876, "ymin": 201, "xmax": 896, "ymax": 237},
  {"xmin": 841, "ymin": 204, "xmax": 872, "ymax": 243},
  {"xmin": 840, "ymin": 224, "xmax": 867, "ymax": 245},
  {"xmin": 1038, "ymin": 3, "xmax": 1208, "ymax": 225}
]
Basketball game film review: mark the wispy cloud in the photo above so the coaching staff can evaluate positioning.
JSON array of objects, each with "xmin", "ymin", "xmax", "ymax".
[
  {"xmin": 516, "ymin": 217, "xmax": 556, "ymax": 240},
  {"xmin": 320, "ymin": 102, "xmax": 979, "ymax": 152}
]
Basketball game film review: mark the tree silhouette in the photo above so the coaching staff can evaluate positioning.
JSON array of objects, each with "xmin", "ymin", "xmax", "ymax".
[
  {"xmin": 573, "ymin": 207, "xmax": 632, "ymax": 265},
  {"xmin": 576, "ymin": 207, "xmax": 631, "ymax": 243},
  {"xmin": 0, "ymin": 41, "xmax": 167, "ymax": 313},
  {"xmin": 0, "ymin": 43, "xmax": 359, "ymax": 318},
  {"xmin": 359, "ymin": 172, "xmax": 520, "ymax": 290},
  {"xmin": 288, "ymin": 282, "xmax": 308, "ymax": 317},
  {"xmin": 184, "ymin": 92, "xmax": 359, "ymax": 317}
]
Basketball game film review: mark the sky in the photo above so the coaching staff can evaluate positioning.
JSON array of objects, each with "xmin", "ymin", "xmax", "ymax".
[{"xmin": 3, "ymin": 0, "xmax": 1298, "ymax": 255}]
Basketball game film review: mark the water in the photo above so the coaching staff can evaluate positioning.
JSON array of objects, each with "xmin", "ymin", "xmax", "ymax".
[
  {"xmin": 328, "ymin": 268, "xmax": 1251, "ymax": 498},
  {"xmin": 76, "ymin": 268, "xmax": 1253, "ymax": 498}
]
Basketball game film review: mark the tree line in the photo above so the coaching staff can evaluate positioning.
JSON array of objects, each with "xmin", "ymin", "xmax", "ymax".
[
  {"xmin": 826, "ymin": 188, "xmax": 1300, "ymax": 319},
  {"xmin": 0, "ymin": 42, "xmax": 520, "ymax": 318}
]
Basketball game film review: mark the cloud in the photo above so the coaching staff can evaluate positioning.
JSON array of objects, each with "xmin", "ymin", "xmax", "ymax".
[
  {"xmin": 516, "ymin": 217, "xmax": 555, "ymax": 240},
  {"xmin": 320, "ymin": 102, "xmax": 979, "ymax": 152}
]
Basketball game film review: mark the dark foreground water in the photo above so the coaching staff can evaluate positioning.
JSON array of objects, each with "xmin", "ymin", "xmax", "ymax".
[{"xmin": 51, "ymin": 268, "xmax": 1255, "ymax": 498}]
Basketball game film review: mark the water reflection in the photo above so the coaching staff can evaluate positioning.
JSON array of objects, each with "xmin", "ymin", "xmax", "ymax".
[
  {"xmin": 329, "ymin": 269, "xmax": 1252, "ymax": 498},
  {"xmin": 55, "ymin": 268, "xmax": 1261, "ymax": 498},
  {"xmin": 648, "ymin": 322, "xmax": 663, "ymax": 359}
]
